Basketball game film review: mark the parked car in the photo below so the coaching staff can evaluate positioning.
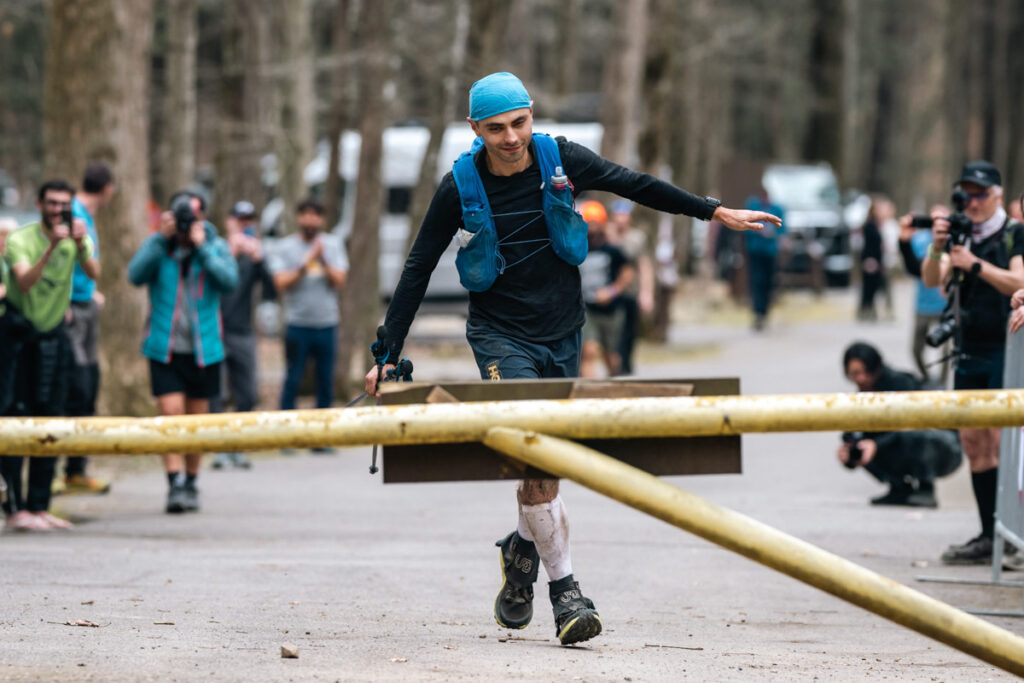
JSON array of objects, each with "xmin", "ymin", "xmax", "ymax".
[{"xmin": 762, "ymin": 162, "xmax": 851, "ymax": 289}]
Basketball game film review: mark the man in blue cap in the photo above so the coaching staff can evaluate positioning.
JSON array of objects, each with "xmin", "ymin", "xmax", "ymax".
[
  {"xmin": 365, "ymin": 72, "xmax": 780, "ymax": 644},
  {"xmin": 923, "ymin": 160, "xmax": 1024, "ymax": 565}
]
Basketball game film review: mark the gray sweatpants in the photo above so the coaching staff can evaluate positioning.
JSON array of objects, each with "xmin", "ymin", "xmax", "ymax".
[{"xmin": 209, "ymin": 331, "xmax": 259, "ymax": 413}]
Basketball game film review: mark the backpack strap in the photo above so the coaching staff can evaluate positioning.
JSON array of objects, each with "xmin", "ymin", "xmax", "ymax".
[
  {"xmin": 530, "ymin": 133, "xmax": 561, "ymax": 187},
  {"xmin": 451, "ymin": 144, "xmax": 493, "ymax": 233}
]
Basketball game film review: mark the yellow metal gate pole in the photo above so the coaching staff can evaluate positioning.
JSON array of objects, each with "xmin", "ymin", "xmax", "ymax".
[
  {"xmin": 483, "ymin": 427, "xmax": 1024, "ymax": 677},
  {"xmin": 4, "ymin": 389, "xmax": 1024, "ymax": 456}
]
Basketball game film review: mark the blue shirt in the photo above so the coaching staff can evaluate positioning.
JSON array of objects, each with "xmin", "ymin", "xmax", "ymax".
[
  {"xmin": 71, "ymin": 197, "xmax": 99, "ymax": 302},
  {"xmin": 910, "ymin": 230, "xmax": 946, "ymax": 315},
  {"xmin": 743, "ymin": 196, "xmax": 786, "ymax": 256}
]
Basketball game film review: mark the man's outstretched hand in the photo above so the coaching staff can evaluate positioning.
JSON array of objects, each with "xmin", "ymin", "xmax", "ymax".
[{"xmin": 713, "ymin": 206, "xmax": 782, "ymax": 232}]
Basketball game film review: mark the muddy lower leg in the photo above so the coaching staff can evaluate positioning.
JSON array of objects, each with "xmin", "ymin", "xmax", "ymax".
[{"xmin": 517, "ymin": 479, "xmax": 572, "ymax": 581}]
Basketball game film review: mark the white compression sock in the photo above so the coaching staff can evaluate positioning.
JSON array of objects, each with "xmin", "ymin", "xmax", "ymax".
[
  {"xmin": 518, "ymin": 495, "xmax": 573, "ymax": 581},
  {"xmin": 517, "ymin": 503, "xmax": 535, "ymax": 542}
]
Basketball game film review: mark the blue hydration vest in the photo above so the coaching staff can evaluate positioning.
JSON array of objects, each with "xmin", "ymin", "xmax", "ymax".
[{"xmin": 452, "ymin": 133, "xmax": 589, "ymax": 292}]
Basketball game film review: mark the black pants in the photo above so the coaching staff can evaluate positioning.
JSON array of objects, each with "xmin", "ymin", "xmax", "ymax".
[
  {"xmin": 864, "ymin": 429, "xmax": 962, "ymax": 487},
  {"xmin": 64, "ymin": 362, "xmax": 99, "ymax": 477},
  {"xmin": 0, "ymin": 322, "xmax": 71, "ymax": 514},
  {"xmin": 616, "ymin": 296, "xmax": 639, "ymax": 376}
]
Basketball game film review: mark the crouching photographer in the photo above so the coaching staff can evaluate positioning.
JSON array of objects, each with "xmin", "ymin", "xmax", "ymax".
[
  {"xmin": 838, "ymin": 343, "xmax": 962, "ymax": 507},
  {"xmin": 921, "ymin": 161, "xmax": 1024, "ymax": 564}
]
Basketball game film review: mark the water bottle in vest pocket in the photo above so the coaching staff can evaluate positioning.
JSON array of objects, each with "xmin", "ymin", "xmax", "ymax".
[{"xmin": 542, "ymin": 182, "xmax": 588, "ymax": 266}]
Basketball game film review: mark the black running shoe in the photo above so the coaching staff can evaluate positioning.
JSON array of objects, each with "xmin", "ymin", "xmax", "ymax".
[
  {"xmin": 181, "ymin": 481, "xmax": 200, "ymax": 512},
  {"xmin": 166, "ymin": 484, "xmax": 187, "ymax": 514},
  {"xmin": 550, "ymin": 575, "xmax": 602, "ymax": 645},
  {"xmin": 494, "ymin": 532, "xmax": 539, "ymax": 629},
  {"xmin": 941, "ymin": 534, "xmax": 993, "ymax": 565}
]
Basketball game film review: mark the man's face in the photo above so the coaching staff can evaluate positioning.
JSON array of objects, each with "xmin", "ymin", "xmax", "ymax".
[
  {"xmin": 960, "ymin": 181, "xmax": 1000, "ymax": 224},
  {"xmin": 297, "ymin": 209, "xmax": 324, "ymax": 239},
  {"xmin": 845, "ymin": 359, "xmax": 877, "ymax": 392},
  {"xmin": 468, "ymin": 107, "xmax": 533, "ymax": 168},
  {"xmin": 38, "ymin": 190, "xmax": 73, "ymax": 230}
]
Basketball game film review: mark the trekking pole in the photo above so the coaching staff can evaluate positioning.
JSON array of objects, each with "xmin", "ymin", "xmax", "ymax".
[
  {"xmin": 361, "ymin": 326, "xmax": 414, "ymax": 474},
  {"xmin": 368, "ymin": 357, "xmax": 414, "ymax": 475}
]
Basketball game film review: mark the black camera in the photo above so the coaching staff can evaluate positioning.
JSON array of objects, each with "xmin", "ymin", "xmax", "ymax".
[
  {"xmin": 170, "ymin": 195, "xmax": 196, "ymax": 234},
  {"xmin": 925, "ymin": 309, "xmax": 971, "ymax": 348},
  {"xmin": 842, "ymin": 431, "xmax": 865, "ymax": 469},
  {"xmin": 60, "ymin": 207, "xmax": 73, "ymax": 229},
  {"xmin": 909, "ymin": 190, "xmax": 972, "ymax": 244}
]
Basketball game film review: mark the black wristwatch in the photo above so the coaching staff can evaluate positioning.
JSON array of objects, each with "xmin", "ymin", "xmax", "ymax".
[{"xmin": 703, "ymin": 196, "xmax": 722, "ymax": 219}]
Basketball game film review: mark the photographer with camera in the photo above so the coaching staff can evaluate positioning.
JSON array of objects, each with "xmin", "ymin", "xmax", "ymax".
[
  {"xmin": 921, "ymin": 161, "xmax": 1024, "ymax": 564},
  {"xmin": 1, "ymin": 180, "xmax": 98, "ymax": 531},
  {"xmin": 128, "ymin": 191, "xmax": 238, "ymax": 514},
  {"xmin": 837, "ymin": 343, "xmax": 962, "ymax": 507}
]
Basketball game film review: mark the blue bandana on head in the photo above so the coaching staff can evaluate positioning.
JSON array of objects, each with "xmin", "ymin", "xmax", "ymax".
[{"xmin": 468, "ymin": 72, "xmax": 532, "ymax": 122}]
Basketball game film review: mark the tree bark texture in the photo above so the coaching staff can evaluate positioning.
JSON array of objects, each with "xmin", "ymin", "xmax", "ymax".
[
  {"xmin": 336, "ymin": 0, "xmax": 390, "ymax": 399},
  {"xmin": 324, "ymin": 0, "xmax": 355, "ymax": 229},
  {"xmin": 156, "ymin": 0, "xmax": 197, "ymax": 202},
  {"xmin": 214, "ymin": 0, "xmax": 276, "ymax": 226},
  {"xmin": 598, "ymin": 0, "xmax": 648, "ymax": 168},
  {"xmin": 275, "ymin": 0, "xmax": 316, "ymax": 222},
  {"xmin": 43, "ymin": 0, "xmax": 155, "ymax": 416}
]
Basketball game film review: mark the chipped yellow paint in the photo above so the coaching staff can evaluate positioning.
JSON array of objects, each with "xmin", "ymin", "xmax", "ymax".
[
  {"xmin": 483, "ymin": 427, "xmax": 1024, "ymax": 677},
  {"xmin": 0, "ymin": 389, "xmax": 1022, "ymax": 456}
]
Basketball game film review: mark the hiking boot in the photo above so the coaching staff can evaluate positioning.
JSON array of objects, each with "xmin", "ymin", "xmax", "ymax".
[
  {"xmin": 904, "ymin": 481, "xmax": 938, "ymax": 508},
  {"xmin": 549, "ymin": 575, "xmax": 602, "ymax": 645},
  {"xmin": 181, "ymin": 481, "xmax": 200, "ymax": 512},
  {"xmin": 63, "ymin": 474, "xmax": 111, "ymax": 495},
  {"xmin": 870, "ymin": 482, "xmax": 915, "ymax": 506},
  {"xmin": 871, "ymin": 481, "xmax": 937, "ymax": 508},
  {"xmin": 211, "ymin": 452, "xmax": 232, "ymax": 470},
  {"xmin": 494, "ymin": 531, "xmax": 539, "ymax": 629},
  {"xmin": 166, "ymin": 484, "xmax": 188, "ymax": 514},
  {"xmin": 941, "ymin": 535, "xmax": 993, "ymax": 565}
]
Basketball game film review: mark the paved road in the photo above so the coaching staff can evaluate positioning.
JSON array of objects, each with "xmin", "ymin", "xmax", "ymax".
[{"xmin": 2, "ymin": 282, "xmax": 1022, "ymax": 681}]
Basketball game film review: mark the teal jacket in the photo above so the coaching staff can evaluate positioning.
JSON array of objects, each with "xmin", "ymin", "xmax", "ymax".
[{"xmin": 127, "ymin": 223, "xmax": 238, "ymax": 367}]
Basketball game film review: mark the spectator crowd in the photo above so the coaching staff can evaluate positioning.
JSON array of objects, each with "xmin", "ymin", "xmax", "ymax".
[{"xmin": 1, "ymin": 163, "xmax": 348, "ymax": 528}]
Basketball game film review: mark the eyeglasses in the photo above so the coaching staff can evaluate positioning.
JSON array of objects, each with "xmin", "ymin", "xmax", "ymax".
[
  {"xmin": 43, "ymin": 199, "xmax": 72, "ymax": 209},
  {"xmin": 964, "ymin": 190, "xmax": 991, "ymax": 204}
]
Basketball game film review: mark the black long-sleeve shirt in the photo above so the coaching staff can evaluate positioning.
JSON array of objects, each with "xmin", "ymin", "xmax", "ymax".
[{"xmin": 382, "ymin": 137, "xmax": 714, "ymax": 356}]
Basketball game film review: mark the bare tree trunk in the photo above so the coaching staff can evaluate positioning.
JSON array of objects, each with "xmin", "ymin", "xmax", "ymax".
[
  {"xmin": 324, "ymin": 0, "xmax": 355, "ymax": 229},
  {"xmin": 599, "ymin": 0, "xmax": 648, "ymax": 167},
  {"xmin": 215, "ymin": 0, "xmax": 275, "ymax": 226},
  {"xmin": 276, "ymin": 0, "xmax": 315, "ymax": 221},
  {"xmin": 462, "ymin": 0, "xmax": 510, "ymax": 97},
  {"xmin": 554, "ymin": 0, "xmax": 581, "ymax": 100},
  {"xmin": 405, "ymin": 0, "xmax": 469, "ymax": 255},
  {"xmin": 157, "ymin": 0, "xmax": 197, "ymax": 201},
  {"xmin": 336, "ymin": 0, "xmax": 390, "ymax": 400},
  {"xmin": 637, "ymin": 0, "xmax": 673, "ymax": 342},
  {"xmin": 804, "ymin": 0, "xmax": 843, "ymax": 175},
  {"xmin": 43, "ymin": 0, "xmax": 155, "ymax": 416}
]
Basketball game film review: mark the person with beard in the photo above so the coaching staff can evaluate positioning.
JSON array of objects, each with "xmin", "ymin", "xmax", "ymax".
[
  {"xmin": 1, "ymin": 179, "xmax": 98, "ymax": 531},
  {"xmin": 922, "ymin": 161, "xmax": 1024, "ymax": 564},
  {"xmin": 362, "ymin": 72, "xmax": 779, "ymax": 645},
  {"xmin": 128, "ymin": 191, "xmax": 238, "ymax": 514},
  {"xmin": 267, "ymin": 198, "xmax": 347, "ymax": 451},
  {"xmin": 209, "ymin": 200, "xmax": 276, "ymax": 470}
]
